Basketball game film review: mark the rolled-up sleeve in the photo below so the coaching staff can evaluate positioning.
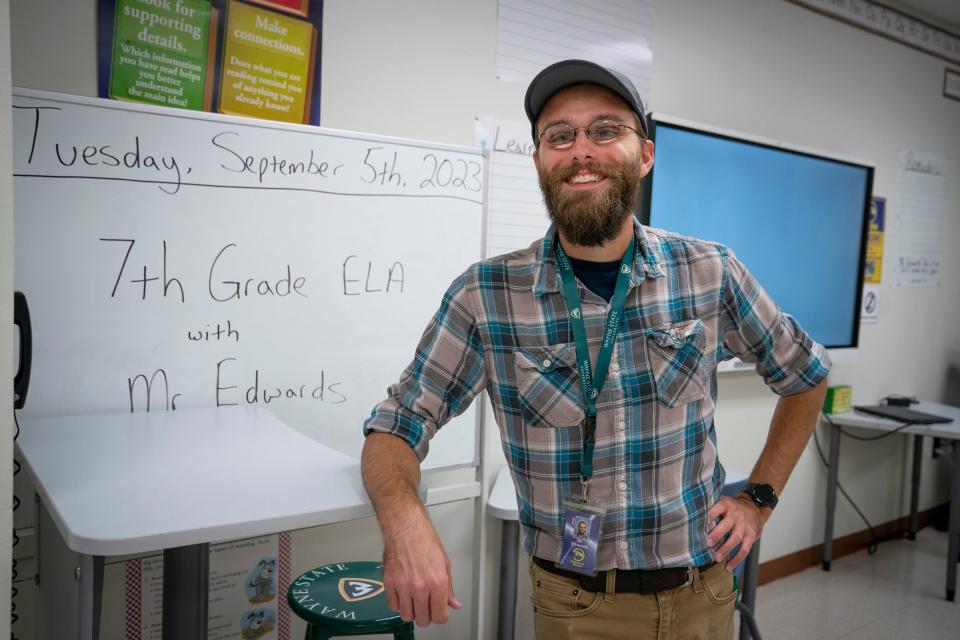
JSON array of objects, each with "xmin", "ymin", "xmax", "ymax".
[
  {"xmin": 362, "ymin": 275, "xmax": 487, "ymax": 461},
  {"xmin": 719, "ymin": 248, "xmax": 831, "ymax": 395}
]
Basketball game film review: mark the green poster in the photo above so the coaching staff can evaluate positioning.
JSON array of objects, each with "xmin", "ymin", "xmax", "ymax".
[{"xmin": 109, "ymin": 0, "xmax": 212, "ymax": 110}]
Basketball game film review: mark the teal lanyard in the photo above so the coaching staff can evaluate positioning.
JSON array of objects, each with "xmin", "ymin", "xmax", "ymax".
[{"xmin": 554, "ymin": 235, "xmax": 635, "ymax": 494}]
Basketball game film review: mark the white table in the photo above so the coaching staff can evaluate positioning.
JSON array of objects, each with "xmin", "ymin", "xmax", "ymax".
[
  {"xmin": 820, "ymin": 401, "xmax": 960, "ymax": 601},
  {"xmin": 16, "ymin": 406, "xmax": 377, "ymax": 640},
  {"xmin": 488, "ymin": 466, "xmax": 760, "ymax": 640}
]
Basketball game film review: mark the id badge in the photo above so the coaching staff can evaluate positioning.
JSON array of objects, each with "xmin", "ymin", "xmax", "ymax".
[{"xmin": 557, "ymin": 500, "xmax": 606, "ymax": 575}]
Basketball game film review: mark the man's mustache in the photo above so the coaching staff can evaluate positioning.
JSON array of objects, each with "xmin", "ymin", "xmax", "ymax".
[{"xmin": 551, "ymin": 162, "xmax": 620, "ymax": 183}]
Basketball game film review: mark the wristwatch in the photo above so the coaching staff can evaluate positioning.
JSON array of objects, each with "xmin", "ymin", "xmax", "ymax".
[{"xmin": 741, "ymin": 482, "xmax": 779, "ymax": 510}]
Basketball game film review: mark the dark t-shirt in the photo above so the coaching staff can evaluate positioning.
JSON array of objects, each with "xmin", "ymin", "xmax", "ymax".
[{"xmin": 568, "ymin": 255, "xmax": 621, "ymax": 302}]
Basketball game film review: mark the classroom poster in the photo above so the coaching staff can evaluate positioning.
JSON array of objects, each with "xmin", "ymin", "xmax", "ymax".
[
  {"xmin": 217, "ymin": 0, "xmax": 317, "ymax": 123},
  {"xmin": 208, "ymin": 534, "xmax": 291, "ymax": 640},
  {"xmin": 891, "ymin": 150, "xmax": 948, "ymax": 287},
  {"xmin": 495, "ymin": 0, "xmax": 655, "ymax": 106},
  {"xmin": 246, "ymin": 0, "xmax": 309, "ymax": 17},
  {"xmin": 474, "ymin": 117, "xmax": 549, "ymax": 258},
  {"xmin": 121, "ymin": 533, "xmax": 292, "ymax": 639},
  {"xmin": 107, "ymin": 0, "xmax": 216, "ymax": 110},
  {"xmin": 860, "ymin": 196, "xmax": 885, "ymax": 324},
  {"xmin": 860, "ymin": 285, "xmax": 880, "ymax": 324},
  {"xmin": 863, "ymin": 196, "xmax": 885, "ymax": 284},
  {"xmin": 98, "ymin": 0, "xmax": 324, "ymax": 124}
]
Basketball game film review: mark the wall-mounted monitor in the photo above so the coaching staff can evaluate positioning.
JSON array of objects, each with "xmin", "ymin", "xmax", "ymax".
[{"xmin": 640, "ymin": 115, "xmax": 874, "ymax": 363}]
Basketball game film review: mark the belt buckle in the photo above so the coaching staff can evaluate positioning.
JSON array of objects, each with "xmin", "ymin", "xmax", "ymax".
[{"xmin": 680, "ymin": 567, "xmax": 693, "ymax": 588}]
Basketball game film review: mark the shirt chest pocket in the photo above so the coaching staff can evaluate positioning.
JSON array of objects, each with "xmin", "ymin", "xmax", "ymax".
[
  {"xmin": 514, "ymin": 344, "xmax": 585, "ymax": 428},
  {"xmin": 645, "ymin": 319, "xmax": 709, "ymax": 408}
]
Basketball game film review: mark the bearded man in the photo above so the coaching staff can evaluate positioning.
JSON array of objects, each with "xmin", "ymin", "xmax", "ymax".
[{"xmin": 360, "ymin": 59, "xmax": 829, "ymax": 639}]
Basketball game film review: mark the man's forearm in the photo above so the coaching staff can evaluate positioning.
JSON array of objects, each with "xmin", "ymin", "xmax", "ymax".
[
  {"xmin": 748, "ymin": 378, "xmax": 829, "ymax": 493},
  {"xmin": 708, "ymin": 378, "xmax": 829, "ymax": 568},
  {"xmin": 361, "ymin": 432, "xmax": 461, "ymax": 625},
  {"xmin": 361, "ymin": 432, "xmax": 429, "ymax": 535}
]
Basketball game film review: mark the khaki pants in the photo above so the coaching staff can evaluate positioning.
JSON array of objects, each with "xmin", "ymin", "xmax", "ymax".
[{"xmin": 529, "ymin": 558, "xmax": 736, "ymax": 640}]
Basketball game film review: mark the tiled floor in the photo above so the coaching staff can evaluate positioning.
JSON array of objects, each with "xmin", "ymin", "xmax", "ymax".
[{"xmin": 737, "ymin": 527, "xmax": 960, "ymax": 639}]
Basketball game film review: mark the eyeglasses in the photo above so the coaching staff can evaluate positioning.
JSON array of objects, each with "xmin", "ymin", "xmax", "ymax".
[{"xmin": 538, "ymin": 119, "xmax": 642, "ymax": 149}]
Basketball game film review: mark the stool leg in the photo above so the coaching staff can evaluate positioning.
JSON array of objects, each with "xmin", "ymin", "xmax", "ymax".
[
  {"xmin": 304, "ymin": 624, "xmax": 331, "ymax": 640},
  {"xmin": 393, "ymin": 622, "xmax": 416, "ymax": 640}
]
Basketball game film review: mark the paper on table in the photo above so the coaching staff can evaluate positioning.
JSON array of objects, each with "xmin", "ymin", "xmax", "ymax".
[
  {"xmin": 476, "ymin": 118, "xmax": 550, "ymax": 258},
  {"xmin": 495, "ymin": 0, "xmax": 654, "ymax": 104},
  {"xmin": 892, "ymin": 150, "xmax": 949, "ymax": 288}
]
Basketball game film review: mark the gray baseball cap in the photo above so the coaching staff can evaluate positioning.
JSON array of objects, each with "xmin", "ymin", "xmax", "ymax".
[{"xmin": 524, "ymin": 59, "xmax": 648, "ymax": 143}]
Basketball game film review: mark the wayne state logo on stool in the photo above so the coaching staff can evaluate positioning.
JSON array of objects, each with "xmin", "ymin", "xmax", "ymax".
[
  {"xmin": 288, "ymin": 562, "xmax": 413, "ymax": 635},
  {"xmin": 288, "ymin": 562, "xmax": 394, "ymax": 623},
  {"xmin": 338, "ymin": 577, "xmax": 384, "ymax": 602}
]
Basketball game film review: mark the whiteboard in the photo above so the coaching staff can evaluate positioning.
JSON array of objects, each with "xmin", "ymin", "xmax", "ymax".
[{"xmin": 12, "ymin": 88, "xmax": 484, "ymax": 470}]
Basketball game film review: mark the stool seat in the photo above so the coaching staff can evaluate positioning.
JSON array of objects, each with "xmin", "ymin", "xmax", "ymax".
[{"xmin": 287, "ymin": 561, "xmax": 414, "ymax": 639}]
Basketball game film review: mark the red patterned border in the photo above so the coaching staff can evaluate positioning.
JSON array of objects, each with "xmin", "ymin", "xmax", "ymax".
[
  {"xmin": 278, "ymin": 532, "xmax": 292, "ymax": 639},
  {"xmin": 125, "ymin": 559, "xmax": 142, "ymax": 640}
]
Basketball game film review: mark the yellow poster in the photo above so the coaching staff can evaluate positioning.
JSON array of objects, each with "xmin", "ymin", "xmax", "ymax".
[
  {"xmin": 219, "ymin": 0, "xmax": 316, "ymax": 123},
  {"xmin": 864, "ymin": 196, "xmax": 885, "ymax": 284}
]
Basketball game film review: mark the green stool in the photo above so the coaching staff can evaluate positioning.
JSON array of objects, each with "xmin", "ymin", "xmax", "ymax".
[{"xmin": 287, "ymin": 561, "xmax": 415, "ymax": 640}]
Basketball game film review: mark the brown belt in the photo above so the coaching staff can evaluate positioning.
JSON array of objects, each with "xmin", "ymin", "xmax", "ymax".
[{"xmin": 533, "ymin": 555, "xmax": 714, "ymax": 595}]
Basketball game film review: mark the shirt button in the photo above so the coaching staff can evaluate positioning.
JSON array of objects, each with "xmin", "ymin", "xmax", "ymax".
[
  {"xmin": 620, "ymin": 541, "xmax": 629, "ymax": 550},
  {"xmin": 542, "ymin": 359, "xmax": 551, "ymax": 368},
  {"xmin": 619, "ymin": 482, "xmax": 627, "ymax": 491},
  {"xmin": 618, "ymin": 421, "xmax": 626, "ymax": 431}
]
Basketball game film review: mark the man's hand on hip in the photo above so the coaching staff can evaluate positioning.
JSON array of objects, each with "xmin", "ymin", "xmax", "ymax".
[
  {"xmin": 706, "ymin": 495, "xmax": 768, "ymax": 571},
  {"xmin": 382, "ymin": 510, "xmax": 462, "ymax": 626}
]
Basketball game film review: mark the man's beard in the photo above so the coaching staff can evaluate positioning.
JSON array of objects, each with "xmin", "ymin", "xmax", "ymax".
[{"xmin": 538, "ymin": 157, "xmax": 644, "ymax": 247}]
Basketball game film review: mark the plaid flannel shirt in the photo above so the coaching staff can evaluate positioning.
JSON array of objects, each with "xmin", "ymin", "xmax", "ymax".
[{"xmin": 364, "ymin": 220, "xmax": 830, "ymax": 569}]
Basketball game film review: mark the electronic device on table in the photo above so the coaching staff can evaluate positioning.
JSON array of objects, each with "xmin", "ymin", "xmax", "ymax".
[{"xmin": 853, "ymin": 405, "xmax": 952, "ymax": 425}]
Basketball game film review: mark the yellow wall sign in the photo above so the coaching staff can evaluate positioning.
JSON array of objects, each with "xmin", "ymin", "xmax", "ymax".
[
  {"xmin": 864, "ymin": 196, "xmax": 885, "ymax": 284},
  {"xmin": 219, "ymin": 0, "xmax": 316, "ymax": 123}
]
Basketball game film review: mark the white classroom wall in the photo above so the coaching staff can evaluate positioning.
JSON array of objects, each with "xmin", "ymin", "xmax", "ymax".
[{"xmin": 6, "ymin": 1, "xmax": 960, "ymax": 639}]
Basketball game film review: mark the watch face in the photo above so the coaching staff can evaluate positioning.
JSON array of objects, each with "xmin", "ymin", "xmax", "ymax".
[{"xmin": 752, "ymin": 483, "xmax": 777, "ymax": 504}]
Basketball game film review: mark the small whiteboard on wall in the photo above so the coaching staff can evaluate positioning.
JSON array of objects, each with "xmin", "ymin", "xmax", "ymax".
[{"xmin": 12, "ymin": 88, "xmax": 484, "ymax": 470}]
